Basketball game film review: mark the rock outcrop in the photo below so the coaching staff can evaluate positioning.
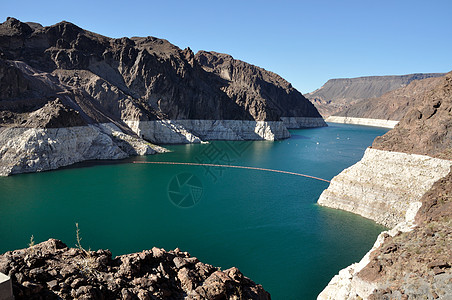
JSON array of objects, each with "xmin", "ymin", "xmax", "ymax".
[
  {"xmin": 0, "ymin": 17, "xmax": 325, "ymax": 176},
  {"xmin": 318, "ymin": 71, "xmax": 452, "ymax": 298},
  {"xmin": 307, "ymin": 73, "xmax": 444, "ymax": 117},
  {"xmin": 0, "ymin": 239, "xmax": 270, "ymax": 300}
]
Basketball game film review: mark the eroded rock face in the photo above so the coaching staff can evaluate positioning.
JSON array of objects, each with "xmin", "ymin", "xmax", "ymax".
[
  {"xmin": 0, "ymin": 239, "xmax": 270, "ymax": 300},
  {"xmin": 324, "ymin": 116, "xmax": 399, "ymax": 128},
  {"xmin": 125, "ymin": 120, "xmax": 290, "ymax": 144},
  {"xmin": 0, "ymin": 123, "xmax": 162, "ymax": 176}
]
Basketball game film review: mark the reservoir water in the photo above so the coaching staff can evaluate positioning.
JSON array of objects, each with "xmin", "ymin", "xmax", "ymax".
[{"xmin": 0, "ymin": 123, "xmax": 388, "ymax": 299}]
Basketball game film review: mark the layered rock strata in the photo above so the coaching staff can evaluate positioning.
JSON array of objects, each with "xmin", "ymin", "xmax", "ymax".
[
  {"xmin": 280, "ymin": 117, "xmax": 327, "ymax": 129},
  {"xmin": 318, "ymin": 169, "xmax": 452, "ymax": 300},
  {"xmin": 0, "ymin": 239, "xmax": 270, "ymax": 300},
  {"xmin": 0, "ymin": 123, "xmax": 164, "ymax": 176}
]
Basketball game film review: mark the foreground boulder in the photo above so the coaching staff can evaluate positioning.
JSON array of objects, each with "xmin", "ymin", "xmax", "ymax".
[{"xmin": 0, "ymin": 239, "xmax": 270, "ymax": 299}]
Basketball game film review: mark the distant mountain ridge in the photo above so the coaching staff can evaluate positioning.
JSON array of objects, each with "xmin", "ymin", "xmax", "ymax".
[
  {"xmin": 306, "ymin": 73, "xmax": 445, "ymax": 117},
  {"xmin": 334, "ymin": 75, "xmax": 445, "ymax": 121}
]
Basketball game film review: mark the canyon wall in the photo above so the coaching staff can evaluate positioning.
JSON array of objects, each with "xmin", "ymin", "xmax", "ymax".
[
  {"xmin": 318, "ymin": 148, "xmax": 452, "ymax": 228},
  {"xmin": 318, "ymin": 71, "xmax": 452, "ymax": 299},
  {"xmin": 0, "ymin": 17, "xmax": 325, "ymax": 176},
  {"xmin": 307, "ymin": 73, "xmax": 444, "ymax": 117},
  {"xmin": 325, "ymin": 116, "xmax": 398, "ymax": 128}
]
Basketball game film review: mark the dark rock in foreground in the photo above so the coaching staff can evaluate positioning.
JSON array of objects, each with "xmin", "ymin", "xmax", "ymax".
[{"xmin": 0, "ymin": 239, "xmax": 270, "ymax": 299}]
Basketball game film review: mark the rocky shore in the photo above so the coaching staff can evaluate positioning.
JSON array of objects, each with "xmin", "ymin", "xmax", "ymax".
[
  {"xmin": 0, "ymin": 239, "xmax": 270, "ymax": 300},
  {"xmin": 317, "ymin": 71, "xmax": 452, "ymax": 299},
  {"xmin": 318, "ymin": 169, "xmax": 452, "ymax": 300}
]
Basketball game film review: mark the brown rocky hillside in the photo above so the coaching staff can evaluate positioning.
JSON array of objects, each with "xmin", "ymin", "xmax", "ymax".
[{"xmin": 306, "ymin": 73, "xmax": 444, "ymax": 117}]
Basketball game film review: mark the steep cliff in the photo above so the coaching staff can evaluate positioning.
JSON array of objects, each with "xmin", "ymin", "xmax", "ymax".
[
  {"xmin": 0, "ymin": 17, "xmax": 325, "ymax": 176},
  {"xmin": 307, "ymin": 73, "xmax": 444, "ymax": 117},
  {"xmin": 318, "ymin": 71, "xmax": 452, "ymax": 299},
  {"xmin": 195, "ymin": 51, "xmax": 325, "ymax": 128}
]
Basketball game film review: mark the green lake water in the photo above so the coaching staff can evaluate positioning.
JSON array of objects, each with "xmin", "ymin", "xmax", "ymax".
[{"xmin": 0, "ymin": 123, "xmax": 388, "ymax": 299}]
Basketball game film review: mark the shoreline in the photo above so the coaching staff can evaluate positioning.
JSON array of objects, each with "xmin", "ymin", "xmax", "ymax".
[
  {"xmin": 317, "ymin": 148, "xmax": 452, "ymax": 299},
  {"xmin": 325, "ymin": 116, "xmax": 398, "ymax": 128}
]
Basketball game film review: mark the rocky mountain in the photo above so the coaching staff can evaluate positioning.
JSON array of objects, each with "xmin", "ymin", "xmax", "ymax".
[
  {"xmin": 306, "ymin": 73, "xmax": 444, "ymax": 117},
  {"xmin": 373, "ymin": 72, "xmax": 452, "ymax": 159},
  {"xmin": 0, "ymin": 17, "xmax": 325, "ymax": 176},
  {"xmin": 194, "ymin": 51, "xmax": 324, "ymax": 128},
  {"xmin": 318, "ymin": 71, "xmax": 452, "ymax": 299},
  {"xmin": 0, "ymin": 239, "xmax": 270, "ymax": 299},
  {"xmin": 331, "ymin": 75, "xmax": 444, "ymax": 124}
]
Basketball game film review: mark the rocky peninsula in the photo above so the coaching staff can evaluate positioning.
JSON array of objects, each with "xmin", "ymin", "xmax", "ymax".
[
  {"xmin": 0, "ymin": 17, "xmax": 325, "ymax": 176},
  {"xmin": 318, "ymin": 71, "xmax": 452, "ymax": 299}
]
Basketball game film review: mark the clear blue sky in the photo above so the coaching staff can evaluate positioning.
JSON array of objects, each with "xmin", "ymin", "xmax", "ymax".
[{"xmin": 2, "ymin": 0, "xmax": 451, "ymax": 93}]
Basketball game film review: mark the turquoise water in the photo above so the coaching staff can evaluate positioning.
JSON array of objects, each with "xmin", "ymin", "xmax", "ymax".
[{"xmin": 0, "ymin": 123, "xmax": 388, "ymax": 299}]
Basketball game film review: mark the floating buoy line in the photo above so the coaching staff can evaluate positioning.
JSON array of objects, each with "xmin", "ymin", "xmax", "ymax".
[{"xmin": 132, "ymin": 161, "xmax": 331, "ymax": 183}]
